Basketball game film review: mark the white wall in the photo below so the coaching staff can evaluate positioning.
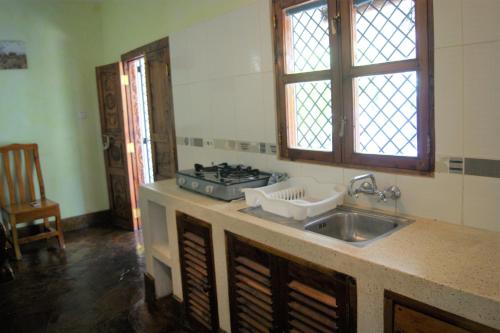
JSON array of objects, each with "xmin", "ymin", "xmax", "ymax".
[
  {"xmin": 170, "ymin": 0, "xmax": 500, "ymax": 232},
  {"xmin": 0, "ymin": 0, "xmax": 108, "ymax": 219}
]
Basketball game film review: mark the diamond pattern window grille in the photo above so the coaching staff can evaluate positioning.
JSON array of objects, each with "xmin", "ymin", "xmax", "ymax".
[
  {"xmin": 287, "ymin": 1, "xmax": 330, "ymax": 73},
  {"xmin": 354, "ymin": 0, "xmax": 416, "ymax": 66},
  {"xmin": 356, "ymin": 71, "xmax": 417, "ymax": 156},
  {"xmin": 291, "ymin": 80, "xmax": 332, "ymax": 151}
]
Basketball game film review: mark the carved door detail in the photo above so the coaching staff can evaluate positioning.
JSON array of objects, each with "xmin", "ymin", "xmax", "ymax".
[
  {"xmin": 144, "ymin": 43, "xmax": 178, "ymax": 180},
  {"xmin": 96, "ymin": 63, "xmax": 137, "ymax": 229}
]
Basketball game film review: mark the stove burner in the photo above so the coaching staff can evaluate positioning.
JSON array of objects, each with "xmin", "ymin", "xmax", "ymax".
[
  {"xmin": 194, "ymin": 163, "xmax": 261, "ymax": 180},
  {"xmin": 194, "ymin": 163, "xmax": 227, "ymax": 174},
  {"xmin": 177, "ymin": 162, "xmax": 271, "ymax": 201}
]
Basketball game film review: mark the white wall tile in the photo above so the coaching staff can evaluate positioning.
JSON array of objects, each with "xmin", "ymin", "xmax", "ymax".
[
  {"xmin": 172, "ymin": 84, "xmax": 192, "ymax": 137},
  {"xmin": 178, "ymin": 146, "xmax": 238, "ymax": 169},
  {"xmin": 205, "ymin": 12, "xmax": 235, "ymax": 79},
  {"xmin": 268, "ymin": 157, "xmax": 303, "ymax": 177},
  {"xmin": 463, "ymin": 0, "xmax": 500, "ymax": 44},
  {"xmin": 207, "ymin": 149, "xmax": 241, "ymax": 164},
  {"xmin": 463, "ymin": 175, "xmax": 500, "ymax": 232},
  {"xmin": 176, "ymin": 145, "xmax": 197, "ymax": 170},
  {"xmin": 463, "ymin": 41, "xmax": 500, "ymax": 159},
  {"xmin": 396, "ymin": 173, "xmax": 463, "ymax": 225},
  {"xmin": 258, "ymin": 0, "xmax": 274, "ymax": 73},
  {"xmin": 234, "ymin": 73, "xmax": 265, "ymax": 141},
  {"xmin": 189, "ymin": 22, "xmax": 210, "ymax": 82},
  {"xmin": 261, "ymin": 71, "xmax": 277, "ymax": 143},
  {"xmin": 190, "ymin": 81, "xmax": 213, "ymax": 138},
  {"xmin": 170, "ymin": 31, "xmax": 192, "ymax": 85},
  {"xmin": 231, "ymin": 2, "xmax": 263, "ymax": 75},
  {"xmin": 434, "ymin": 0, "xmax": 463, "ymax": 48},
  {"xmin": 300, "ymin": 163, "xmax": 343, "ymax": 184},
  {"xmin": 209, "ymin": 77, "xmax": 236, "ymax": 140},
  {"xmin": 434, "ymin": 46, "xmax": 463, "ymax": 156},
  {"xmin": 233, "ymin": 151, "xmax": 270, "ymax": 170},
  {"xmin": 342, "ymin": 169, "xmax": 397, "ymax": 213}
]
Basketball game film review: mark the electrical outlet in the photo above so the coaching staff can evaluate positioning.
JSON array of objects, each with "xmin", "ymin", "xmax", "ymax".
[
  {"xmin": 78, "ymin": 111, "xmax": 88, "ymax": 119},
  {"xmin": 204, "ymin": 138, "xmax": 215, "ymax": 148}
]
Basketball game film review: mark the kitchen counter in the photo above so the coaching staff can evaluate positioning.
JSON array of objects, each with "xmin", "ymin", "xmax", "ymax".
[{"xmin": 140, "ymin": 179, "xmax": 500, "ymax": 332}]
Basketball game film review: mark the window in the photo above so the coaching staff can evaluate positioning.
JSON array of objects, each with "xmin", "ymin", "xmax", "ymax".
[{"xmin": 273, "ymin": 0, "xmax": 433, "ymax": 172}]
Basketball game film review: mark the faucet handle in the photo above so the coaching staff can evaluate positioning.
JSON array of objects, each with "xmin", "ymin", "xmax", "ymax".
[
  {"xmin": 360, "ymin": 181, "xmax": 374, "ymax": 191},
  {"xmin": 384, "ymin": 185, "xmax": 401, "ymax": 200},
  {"xmin": 376, "ymin": 191, "xmax": 387, "ymax": 202}
]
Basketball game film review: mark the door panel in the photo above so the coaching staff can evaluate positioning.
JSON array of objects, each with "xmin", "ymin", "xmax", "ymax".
[
  {"xmin": 226, "ymin": 232, "xmax": 282, "ymax": 333},
  {"xmin": 144, "ymin": 43, "xmax": 178, "ymax": 180},
  {"xmin": 283, "ymin": 260, "xmax": 351, "ymax": 332},
  {"xmin": 177, "ymin": 213, "xmax": 219, "ymax": 332},
  {"xmin": 109, "ymin": 173, "xmax": 131, "ymax": 220},
  {"xmin": 96, "ymin": 63, "xmax": 137, "ymax": 229}
]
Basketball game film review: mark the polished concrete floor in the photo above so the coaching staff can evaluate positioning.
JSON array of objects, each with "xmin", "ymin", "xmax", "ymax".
[{"xmin": 0, "ymin": 226, "xmax": 190, "ymax": 333}]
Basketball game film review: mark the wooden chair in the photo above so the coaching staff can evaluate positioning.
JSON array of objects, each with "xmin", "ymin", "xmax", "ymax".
[{"xmin": 0, "ymin": 143, "xmax": 64, "ymax": 260}]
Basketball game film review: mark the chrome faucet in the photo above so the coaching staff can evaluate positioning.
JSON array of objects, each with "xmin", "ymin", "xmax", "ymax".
[{"xmin": 348, "ymin": 173, "xmax": 401, "ymax": 202}]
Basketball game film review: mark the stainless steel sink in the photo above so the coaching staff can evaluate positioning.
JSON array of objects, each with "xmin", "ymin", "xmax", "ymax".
[
  {"xmin": 239, "ymin": 206, "xmax": 413, "ymax": 247},
  {"xmin": 304, "ymin": 207, "xmax": 413, "ymax": 246}
]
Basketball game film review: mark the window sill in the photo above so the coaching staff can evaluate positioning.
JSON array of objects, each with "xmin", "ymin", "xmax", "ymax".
[{"xmin": 277, "ymin": 155, "xmax": 435, "ymax": 178}]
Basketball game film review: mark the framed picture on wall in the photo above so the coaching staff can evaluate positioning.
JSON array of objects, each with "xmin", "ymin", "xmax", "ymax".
[{"xmin": 0, "ymin": 41, "xmax": 27, "ymax": 69}]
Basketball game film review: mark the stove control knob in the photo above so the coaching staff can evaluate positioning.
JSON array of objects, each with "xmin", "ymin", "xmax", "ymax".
[
  {"xmin": 205, "ymin": 185, "xmax": 214, "ymax": 194},
  {"xmin": 178, "ymin": 177, "xmax": 186, "ymax": 185},
  {"xmin": 191, "ymin": 181, "xmax": 199, "ymax": 189}
]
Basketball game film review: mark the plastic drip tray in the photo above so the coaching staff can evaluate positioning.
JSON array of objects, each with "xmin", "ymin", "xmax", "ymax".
[{"xmin": 238, "ymin": 206, "xmax": 330, "ymax": 230}]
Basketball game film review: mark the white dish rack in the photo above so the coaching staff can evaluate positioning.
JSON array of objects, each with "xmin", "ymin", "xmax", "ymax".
[{"xmin": 242, "ymin": 177, "xmax": 346, "ymax": 220}]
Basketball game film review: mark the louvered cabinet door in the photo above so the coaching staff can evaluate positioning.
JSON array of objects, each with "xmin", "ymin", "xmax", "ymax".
[
  {"xmin": 385, "ymin": 291, "xmax": 498, "ymax": 333},
  {"xmin": 226, "ymin": 233, "xmax": 280, "ymax": 333},
  {"xmin": 177, "ymin": 213, "xmax": 218, "ymax": 332},
  {"xmin": 283, "ymin": 261, "xmax": 356, "ymax": 333}
]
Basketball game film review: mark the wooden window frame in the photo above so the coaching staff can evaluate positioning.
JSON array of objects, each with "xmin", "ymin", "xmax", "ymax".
[{"xmin": 272, "ymin": 0, "xmax": 434, "ymax": 173}]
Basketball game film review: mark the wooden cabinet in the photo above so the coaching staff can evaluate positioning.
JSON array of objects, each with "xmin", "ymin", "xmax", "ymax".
[
  {"xmin": 385, "ymin": 291, "xmax": 499, "ymax": 333},
  {"xmin": 226, "ymin": 231, "xmax": 280, "ymax": 332},
  {"xmin": 226, "ymin": 232, "xmax": 357, "ymax": 333},
  {"xmin": 283, "ymin": 260, "xmax": 356, "ymax": 332},
  {"xmin": 177, "ymin": 213, "xmax": 219, "ymax": 332}
]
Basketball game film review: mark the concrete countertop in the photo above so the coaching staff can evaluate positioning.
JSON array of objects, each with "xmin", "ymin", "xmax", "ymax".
[{"xmin": 141, "ymin": 179, "xmax": 500, "ymax": 331}]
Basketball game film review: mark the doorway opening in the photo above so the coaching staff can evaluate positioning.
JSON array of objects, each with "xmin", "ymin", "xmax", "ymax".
[
  {"xmin": 130, "ymin": 57, "xmax": 154, "ymax": 185},
  {"xmin": 95, "ymin": 37, "xmax": 177, "ymax": 231}
]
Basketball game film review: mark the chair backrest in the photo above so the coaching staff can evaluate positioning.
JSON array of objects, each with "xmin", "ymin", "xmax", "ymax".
[{"xmin": 0, "ymin": 144, "xmax": 45, "ymax": 208}]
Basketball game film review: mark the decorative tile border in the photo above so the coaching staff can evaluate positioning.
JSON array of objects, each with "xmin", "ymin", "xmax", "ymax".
[
  {"xmin": 178, "ymin": 137, "xmax": 500, "ymax": 179},
  {"xmin": 465, "ymin": 158, "xmax": 500, "ymax": 178},
  {"xmin": 177, "ymin": 136, "xmax": 277, "ymax": 156},
  {"xmin": 449, "ymin": 157, "xmax": 464, "ymax": 174}
]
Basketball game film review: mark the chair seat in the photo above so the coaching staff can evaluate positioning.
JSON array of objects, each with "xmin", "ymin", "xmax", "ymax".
[{"xmin": 3, "ymin": 199, "xmax": 60, "ymax": 223}]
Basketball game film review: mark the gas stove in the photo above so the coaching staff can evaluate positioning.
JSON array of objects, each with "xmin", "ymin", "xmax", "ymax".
[{"xmin": 176, "ymin": 163, "xmax": 271, "ymax": 201}]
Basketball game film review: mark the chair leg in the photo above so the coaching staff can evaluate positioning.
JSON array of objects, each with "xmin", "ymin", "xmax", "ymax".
[
  {"xmin": 55, "ymin": 212, "xmax": 65, "ymax": 250},
  {"xmin": 9, "ymin": 215, "xmax": 22, "ymax": 261},
  {"xmin": 43, "ymin": 217, "xmax": 50, "ymax": 231}
]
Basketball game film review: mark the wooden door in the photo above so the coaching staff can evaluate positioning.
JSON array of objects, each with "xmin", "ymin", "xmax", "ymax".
[
  {"xmin": 177, "ymin": 213, "xmax": 219, "ymax": 332},
  {"xmin": 144, "ymin": 40, "xmax": 177, "ymax": 180},
  {"xmin": 226, "ymin": 232, "xmax": 281, "ymax": 333},
  {"xmin": 95, "ymin": 63, "xmax": 137, "ymax": 230}
]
